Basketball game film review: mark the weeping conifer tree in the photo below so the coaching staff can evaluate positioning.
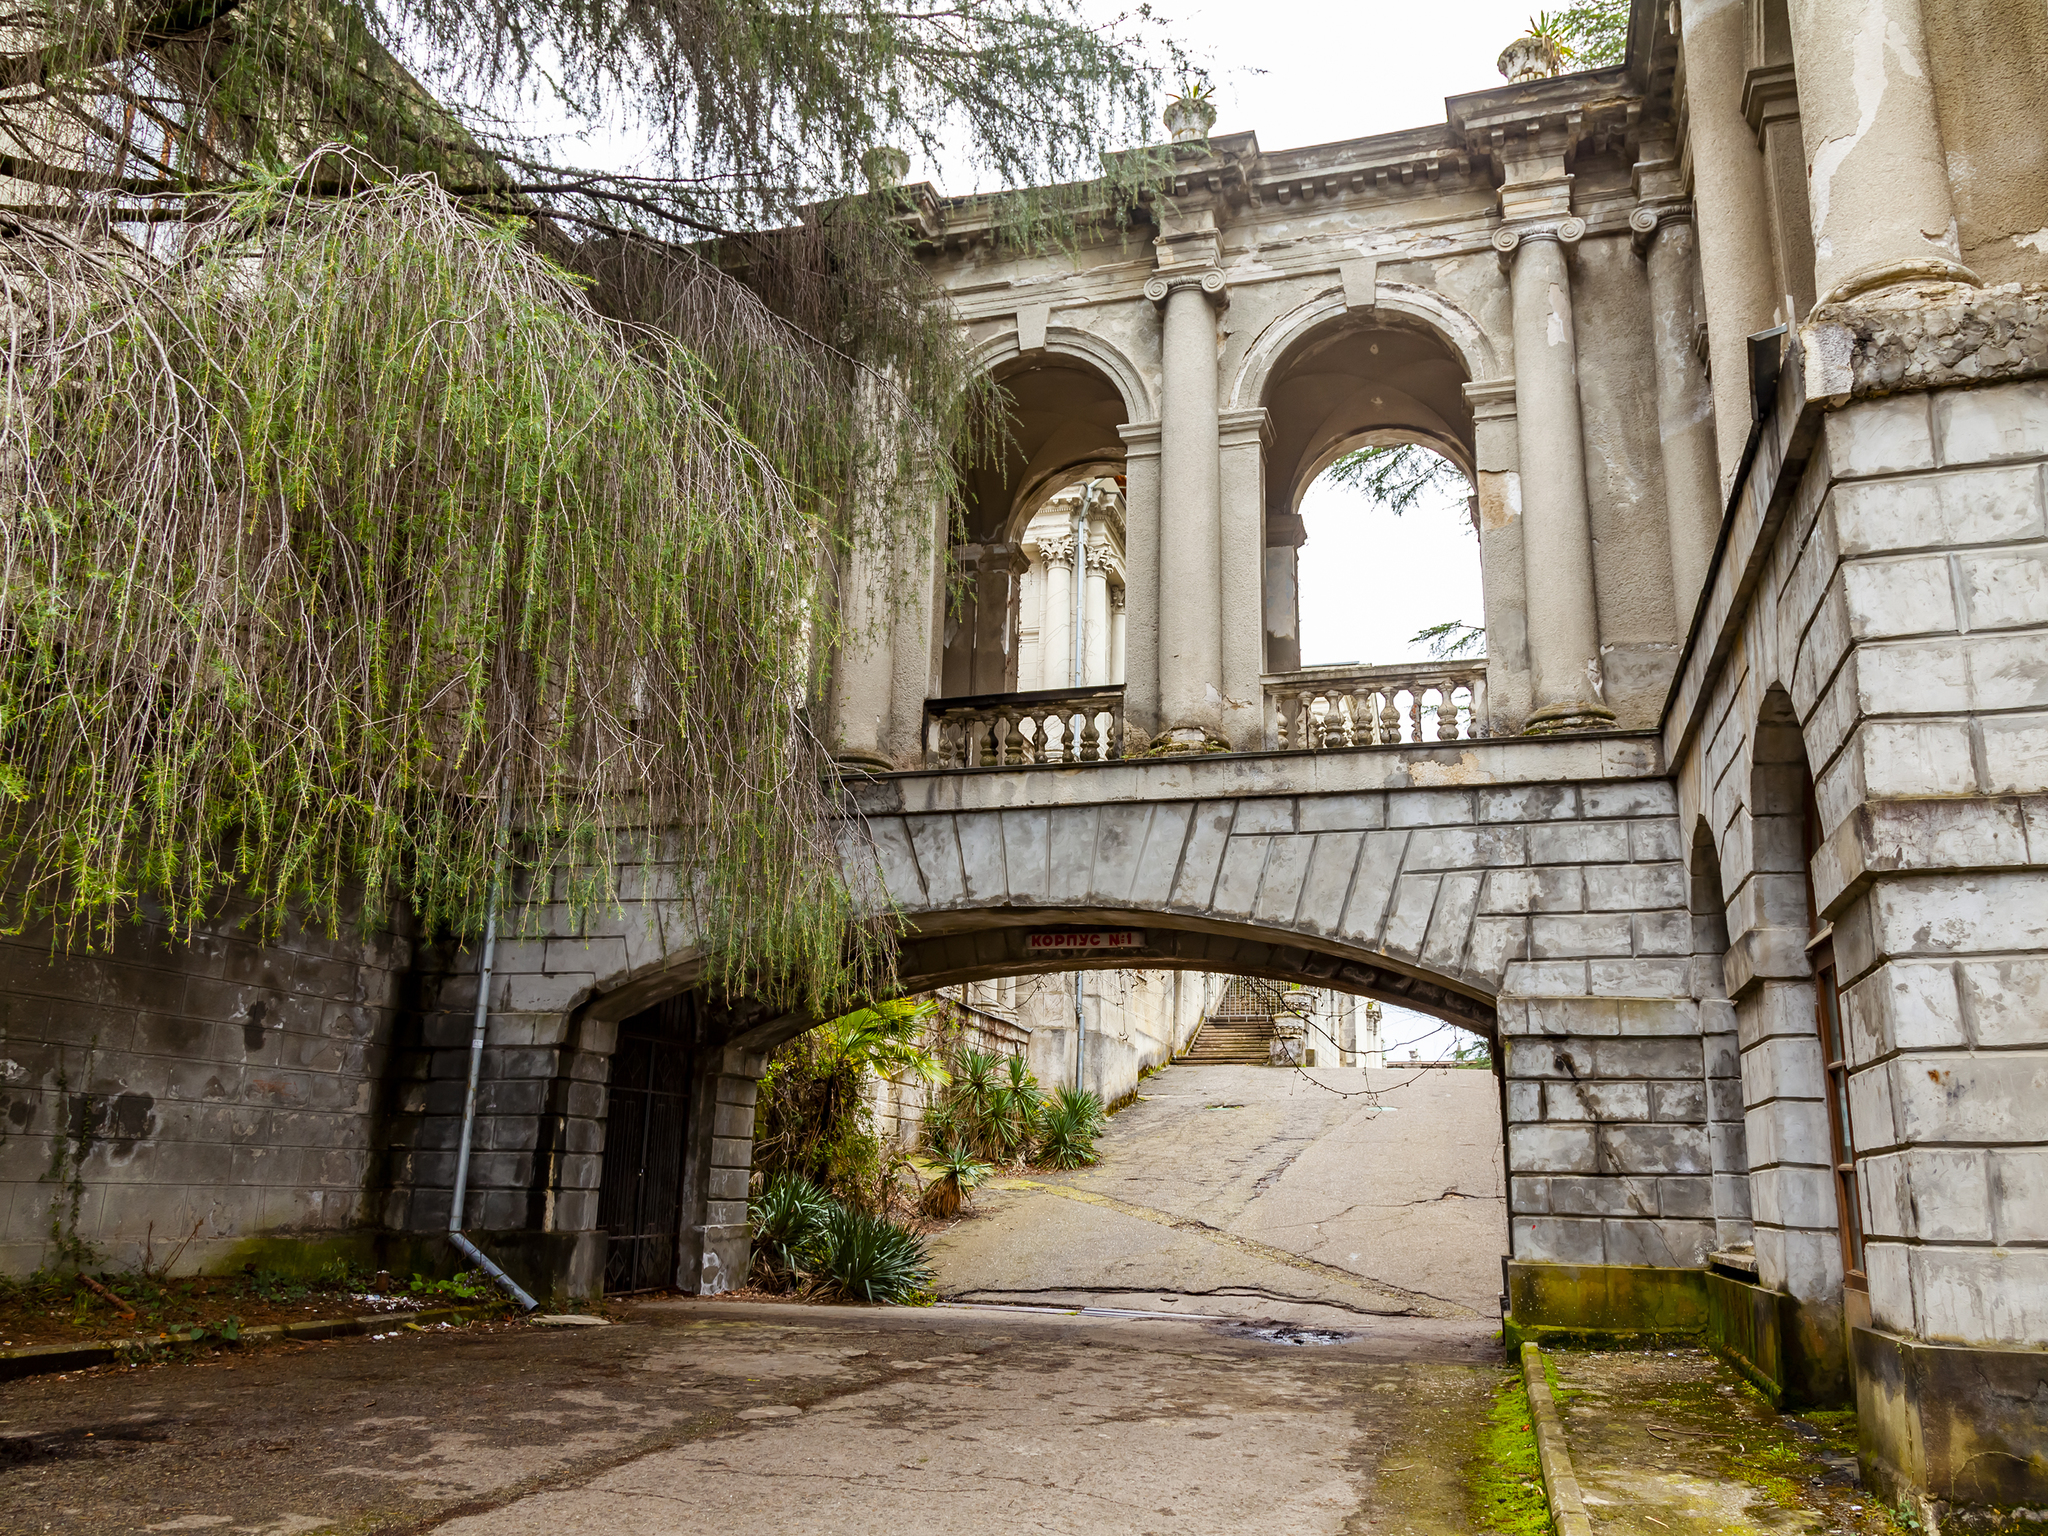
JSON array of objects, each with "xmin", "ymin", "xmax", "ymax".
[{"xmin": 0, "ymin": 0, "xmax": 1179, "ymax": 1012}]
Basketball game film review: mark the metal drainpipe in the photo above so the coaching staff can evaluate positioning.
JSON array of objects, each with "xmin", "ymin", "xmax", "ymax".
[
  {"xmin": 448, "ymin": 774, "xmax": 540, "ymax": 1312},
  {"xmin": 1074, "ymin": 971, "xmax": 1086, "ymax": 1096}
]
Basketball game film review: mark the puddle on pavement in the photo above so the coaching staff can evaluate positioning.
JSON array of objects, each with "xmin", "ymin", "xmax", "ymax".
[{"xmin": 1218, "ymin": 1322, "xmax": 1357, "ymax": 1346}]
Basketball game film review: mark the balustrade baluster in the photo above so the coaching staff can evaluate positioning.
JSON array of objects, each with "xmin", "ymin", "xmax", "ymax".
[{"xmin": 1081, "ymin": 709, "xmax": 1103, "ymax": 761}]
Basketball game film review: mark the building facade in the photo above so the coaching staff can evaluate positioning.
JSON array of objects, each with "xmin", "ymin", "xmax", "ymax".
[{"xmin": 1, "ymin": 0, "xmax": 2044, "ymax": 1521}]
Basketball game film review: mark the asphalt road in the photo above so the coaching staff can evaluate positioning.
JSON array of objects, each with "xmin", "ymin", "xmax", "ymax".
[
  {"xmin": 3, "ymin": 1299, "xmax": 1510, "ymax": 1535},
  {"xmin": 926, "ymin": 1060, "xmax": 1509, "ymax": 1325},
  {"xmin": 3, "ymin": 1059, "xmax": 1514, "ymax": 1534}
]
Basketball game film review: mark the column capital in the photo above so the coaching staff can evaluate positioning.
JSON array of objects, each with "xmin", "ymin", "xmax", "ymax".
[
  {"xmin": 1628, "ymin": 200, "xmax": 1692, "ymax": 257},
  {"xmin": 1144, "ymin": 267, "xmax": 1228, "ymax": 309},
  {"xmin": 1264, "ymin": 510, "xmax": 1307, "ymax": 549},
  {"xmin": 1492, "ymin": 216, "xmax": 1585, "ymax": 264},
  {"xmin": 1037, "ymin": 533, "xmax": 1075, "ymax": 569},
  {"xmin": 1116, "ymin": 420, "xmax": 1162, "ymax": 459}
]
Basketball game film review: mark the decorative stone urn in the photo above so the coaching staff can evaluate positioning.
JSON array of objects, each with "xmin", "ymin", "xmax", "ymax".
[
  {"xmin": 861, "ymin": 145, "xmax": 911, "ymax": 192},
  {"xmin": 1162, "ymin": 96, "xmax": 1217, "ymax": 144},
  {"xmin": 1497, "ymin": 34, "xmax": 1564, "ymax": 83}
]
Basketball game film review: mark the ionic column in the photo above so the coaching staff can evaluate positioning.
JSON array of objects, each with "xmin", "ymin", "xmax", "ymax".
[
  {"xmin": 1677, "ymin": 0, "xmax": 1782, "ymax": 490},
  {"xmin": 1146, "ymin": 268, "xmax": 1227, "ymax": 750},
  {"xmin": 1786, "ymin": 0, "xmax": 1975, "ymax": 306},
  {"xmin": 1039, "ymin": 534, "xmax": 1076, "ymax": 687},
  {"xmin": 1631, "ymin": 201, "xmax": 1722, "ymax": 623},
  {"xmin": 1083, "ymin": 542, "xmax": 1112, "ymax": 686},
  {"xmin": 1497, "ymin": 221, "xmax": 1612, "ymax": 733}
]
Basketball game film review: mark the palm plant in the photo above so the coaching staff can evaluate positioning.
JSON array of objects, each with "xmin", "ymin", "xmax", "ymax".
[
  {"xmin": 1033, "ymin": 1087, "xmax": 1106, "ymax": 1170},
  {"xmin": 920, "ymin": 1141, "xmax": 992, "ymax": 1220},
  {"xmin": 947, "ymin": 1048, "xmax": 1006, "ymax": 1159}
]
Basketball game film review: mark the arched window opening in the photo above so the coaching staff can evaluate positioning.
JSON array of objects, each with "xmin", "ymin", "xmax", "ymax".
[
  {"xmin": 1012, "ymin": 474, "xmax": 1127, "ymax": 693},
  {"xmin": 939, "ymin": 357, "xmax": 1128, "ymax": 701},
  {"xmin": 1296, "ymin": 442, "xmax": 1483, "ymax": 669},
  {"xmin": 1257, "ymin": 313, "xmax": 1488, "ymax": 747}
]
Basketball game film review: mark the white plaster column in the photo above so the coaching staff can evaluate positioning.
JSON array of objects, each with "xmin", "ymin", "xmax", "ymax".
[
  {"xmin": 1465, "ymin": 378, "xmax": 1530, "ymax": 733},
  {"xmin": 1217, "ymin": 406, "xmax": 1271, "ymax": 746},
  {"xmin": 1146, "ymin": 268, "xmax": 1228, "ymax": 749},
  {"xmin": 880, "ymin": 492, "xmax": 947, "ymax": 766},
  {"xmin": 1109, "ymin": 588, "xmax": 1127, "ymax": 686},
  {"xmin": 1631, "ymin": 202, "xmax": 1723, "ymax": 624},
  {"xmin": 1785, "ymin": 0, "xmax": 1977, "ymax": 306},
  {"xmin": 1678, "ymin": 0, "xmax": 1784, "ymax": 491},
  {"xmin": 1498, "ymin": 222, "xmax": 1613, "ymax": 733},
  {"xmin": 826, "ymin": 516, "xmax": 900, "ymax": 771},
  {"xmin": 1040, "ymin": 534, "xmax": 1075, "ymax": 688},
  {"xmin": 1082, "ymin": 541, "xmax": 1112, "ymax": 686},
  {"xmin": 1117, "ymin": 424, "xmax": 1161, "ymax": 740}
]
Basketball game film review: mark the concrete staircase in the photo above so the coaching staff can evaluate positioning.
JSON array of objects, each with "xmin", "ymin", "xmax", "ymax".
[{"xmin": 1178, "ymin": 977, "xmax": 1288, "ymax": 1065}]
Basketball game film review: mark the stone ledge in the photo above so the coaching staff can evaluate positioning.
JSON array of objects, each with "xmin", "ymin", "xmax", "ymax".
[
  {"xmin": 1803, "ymin": 284, "xmax": 2048, "ymax": 404},
  {"xmin": 1853, "ymin": 1325, "xmax": 2048, "ymax": 1519}
]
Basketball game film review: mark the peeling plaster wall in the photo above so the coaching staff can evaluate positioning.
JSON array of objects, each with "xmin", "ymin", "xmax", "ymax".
[
  {"xmin": 1571, "ymin": 230, "xmax": 1684, "ymax": 726},
  {"xmin": 1921, "ymin": 0, "xmax": 2048, "ymax": 288}
]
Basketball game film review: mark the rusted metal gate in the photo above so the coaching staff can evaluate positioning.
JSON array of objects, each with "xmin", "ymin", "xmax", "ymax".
[{"xmin": 597, "ymin": 999, "xmax": 693, "ymax": 1294}]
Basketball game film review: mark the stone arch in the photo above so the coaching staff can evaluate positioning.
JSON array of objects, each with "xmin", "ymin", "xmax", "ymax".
[
  {"xmin": 1227, "ymin": 285, "xmax": 1500, "ymax": 415},
  {"xmin": 1730, "ymin": 684, "xmax": 1849, "ymax": 1320},
  {"xmin": 944, "ymin": 338, "xmax": 1139, "ymax": 696},
  {"xmin": 970, "ymin": 323, "xmax": 1156, "ymax": 425}
]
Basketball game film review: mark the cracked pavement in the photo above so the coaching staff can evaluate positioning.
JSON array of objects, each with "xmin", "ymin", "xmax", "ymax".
[
  {"xmin": 3, "ymin": 1300, "xmax": 1511, "ymax": 1535},
  {"xmin": 927, "ymin": 1061, "xmax": 1508, "ymax": 1325},
  {"xmin": 3, "ymin": 1061, "xmax": 1512, "ymax": 1534}
]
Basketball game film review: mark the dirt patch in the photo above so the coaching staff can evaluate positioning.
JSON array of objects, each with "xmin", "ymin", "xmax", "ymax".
[{"xmin": 0, "ymin": 1269, "xmax": 514, "ymax": 1350}]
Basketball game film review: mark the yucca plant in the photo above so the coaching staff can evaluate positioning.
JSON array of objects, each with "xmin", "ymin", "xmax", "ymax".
[
  {"xmin": 1033, "ymin": 1087, "xmax": 1106, "ymax": 1170},
  {"xmin": 988, "ymin": 1055, "xmax": 1046, "ymax": 1162},
  {"xmin": 750, "ymin": 1172, "xmax": 836, "ymax": 1288},
  {"xmin": 811, "ymin": 1207, "xmax": 934, "ymax": 1304},
  {"xmin": 920, "ymin": 1140, "xmax": 993, "ymax": 1220}
]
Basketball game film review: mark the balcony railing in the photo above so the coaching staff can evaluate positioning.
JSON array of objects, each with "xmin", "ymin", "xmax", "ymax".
[
  {"xmin": 1265, "ymin": 662, "xmax": 1489, "ymax": 750},
  {"xmin": 923, "ymin": 685, "xmax": 1127, "ymax": 768}
]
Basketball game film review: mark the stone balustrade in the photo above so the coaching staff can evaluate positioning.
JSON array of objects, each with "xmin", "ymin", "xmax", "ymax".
[
  {"xmin": 1265, "ymin": 662, "xmax": 1489, "ymax": 750},
  {"xmin": 922, "ymin": 685, "xmax": 1128, "ymax": 767}
]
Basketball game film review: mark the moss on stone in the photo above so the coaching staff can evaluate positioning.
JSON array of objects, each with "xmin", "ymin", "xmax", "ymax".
[{"xmin": 1469, "ymin": 1370, "xmax": 1555, "ymax": 1536}]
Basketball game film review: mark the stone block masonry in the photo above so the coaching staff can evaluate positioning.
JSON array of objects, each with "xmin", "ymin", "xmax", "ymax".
[{"xmin": 0, "ymin": 902, "xmax": 414, "ymax": 1275}]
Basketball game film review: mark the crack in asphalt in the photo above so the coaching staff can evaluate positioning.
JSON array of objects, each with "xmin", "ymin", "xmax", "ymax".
[{"xmin": 986, "ymin": 1180, "xmax": 1477, "ymax": 1318}]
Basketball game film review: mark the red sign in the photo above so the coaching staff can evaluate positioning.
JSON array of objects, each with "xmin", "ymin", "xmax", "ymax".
[{"xmin": 1025, "ymin": 930, "xmax": 1146, "ymax": 952}]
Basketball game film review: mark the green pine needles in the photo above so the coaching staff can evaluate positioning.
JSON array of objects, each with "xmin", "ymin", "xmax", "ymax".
[{"xmin": 0, "ymin": 165, "xmax": 923, "ymax": 1010}]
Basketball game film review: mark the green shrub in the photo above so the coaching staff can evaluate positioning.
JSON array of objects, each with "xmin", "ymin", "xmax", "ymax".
[
  {"xmin": 810, "ymin": 1206, "xmax": 933, "ymax": 1304},
  {"xmin": 1034, "ymin": 1087, "xmax": 1105, "ymax": 1169}
]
